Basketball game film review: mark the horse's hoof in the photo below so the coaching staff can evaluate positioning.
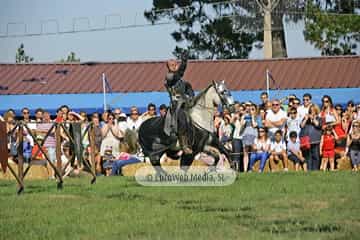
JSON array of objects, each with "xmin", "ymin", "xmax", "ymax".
[
  {"xmin": 57, "ymin": 182, "xmax": 63, "ymax": 190},
  {"xmin": 17, "ymin": 186, "xmax": 24, "ymax": 195},
  {"xmin": 91, "ymin": 178, "xmax": 96, "ymax": 184}
]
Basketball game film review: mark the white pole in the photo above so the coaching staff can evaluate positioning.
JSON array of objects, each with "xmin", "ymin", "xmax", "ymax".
[
  {"xmin": 266, "ymin": 69, "xmax": 270, "ymax": 98},
  {"xmin": 102, "ymin": 73, "xmax": 107, "ymax": 112}
]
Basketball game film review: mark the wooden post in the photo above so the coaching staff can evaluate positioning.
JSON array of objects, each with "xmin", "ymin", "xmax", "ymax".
[
  {"xmin": 56, "ymin": 123, "xmax": 62, "ymax": 174},
  {"xmin": 264, "ymin": 2, "xmax": 272, "ymax": 59},
  {"xmin": 17, "ymin": 122, "xmax": 24, "ymax": 194},
  {"xmin": 89, "ymin": 123, "xmax": 96, "ymax": 175}
]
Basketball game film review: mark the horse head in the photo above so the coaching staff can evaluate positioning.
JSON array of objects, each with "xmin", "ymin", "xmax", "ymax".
[{"xmin": 213, "ymin": 80, "xmax": 234, "ymax": 111}]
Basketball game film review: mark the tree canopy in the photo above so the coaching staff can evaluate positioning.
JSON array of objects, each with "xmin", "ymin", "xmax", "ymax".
[
  {"xmin": 15, "ymin": 44, "xmax": 33, "ymax": 63},
  {"xmin": 304, "ymin": 0, "xmax": 360, "ymax": 55}
]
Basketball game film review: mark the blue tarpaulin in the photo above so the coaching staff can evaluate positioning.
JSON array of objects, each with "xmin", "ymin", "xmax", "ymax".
[{"xmin": 1, "ymin": 88, "xmax": 359, "ymax": 116}]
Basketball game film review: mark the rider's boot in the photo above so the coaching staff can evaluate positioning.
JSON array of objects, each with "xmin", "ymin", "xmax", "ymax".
[{"xmin": 179, "ymin": 134, "xmax": 193, "ymax": 155}]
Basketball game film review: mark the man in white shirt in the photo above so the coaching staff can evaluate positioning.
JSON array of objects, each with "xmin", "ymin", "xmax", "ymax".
[
  {"xmin": 298, "ymin": 93, "xmax": 312, "ymax": 121},
  {"xmin": 126, "ymin": 106, "xmax": 143, "ymax": 131},
  {"xmin": 264, "ymin": 99, "xmax": 287, "ymax": 139}
]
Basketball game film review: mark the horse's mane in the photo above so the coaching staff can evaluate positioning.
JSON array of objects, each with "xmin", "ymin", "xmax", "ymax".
[{"xmin": 190, "ymin": 82, "xmax": 214, "ymax": 107}]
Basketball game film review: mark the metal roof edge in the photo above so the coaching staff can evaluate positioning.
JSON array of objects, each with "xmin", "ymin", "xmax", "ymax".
[{"xmin": 1, "ymin": 55, "xmax": 359, "ymax": 65}]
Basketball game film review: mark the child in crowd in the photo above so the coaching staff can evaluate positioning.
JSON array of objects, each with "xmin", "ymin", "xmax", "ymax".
[
  {"xmin": 287, "ymin": 131, "xmax": 307, "ymax": 171},
  {"xmin": 269, "ymin": 130, "xmax": 288, "ymax": 172},
  {"xmin": 286, "ymin": 107, "xmax": 302, "ymax": 141},
  {"xmin": 320, "ymin": 125, "xmax": 338, "ymax": 171}
]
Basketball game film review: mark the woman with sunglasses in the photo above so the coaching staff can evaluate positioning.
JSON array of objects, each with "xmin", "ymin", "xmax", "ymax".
[
  {"xmin": 345, "ymin": 120, "xmax": 360, "ymax": 171},
  {"xmin": 248, "ymin": 127, "xmax": 270, "ymax": 173},
  {"xmin": 320, "ymin": 95, "xmax": 340, "ymax": 129}
]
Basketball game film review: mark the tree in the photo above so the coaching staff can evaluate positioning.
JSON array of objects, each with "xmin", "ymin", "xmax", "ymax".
[
  {"xmin": 304, "ymin": 0, "xmax": 360, "ymax": 55},
  {"xmin": 60, "ymin": 52, "xmax": 80, "ymax": 63},
  {"xmin": 144, "ymin": 0, "xmax": 304, "ymax": 59},
  {"xmin": 144, "ymin": 1, "xmax": 261, "ymax": 59},
  {"xmin": 15, "ymin": 43, "xmax": 34, "ymax": 63}
]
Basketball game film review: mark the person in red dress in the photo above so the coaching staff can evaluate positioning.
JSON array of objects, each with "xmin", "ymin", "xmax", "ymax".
[{"xmin": 320, "ymin": 124, "xmax": 339, "ymax": 171}]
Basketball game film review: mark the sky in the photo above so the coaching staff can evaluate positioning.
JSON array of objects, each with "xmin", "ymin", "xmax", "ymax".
[{"xmin": 0, "ymin": 0, "xmax": 323, "ymax": 63}]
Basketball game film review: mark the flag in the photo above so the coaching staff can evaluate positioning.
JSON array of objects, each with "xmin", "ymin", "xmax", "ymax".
[{"xmin": 267, "ymin": 70, "xmax": 279, "ymax": 90}]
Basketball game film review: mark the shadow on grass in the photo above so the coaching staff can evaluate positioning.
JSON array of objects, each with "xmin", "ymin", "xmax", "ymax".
[{"xmin": 105, "ymin": 192, "xmax": 146, "ymax": 201}]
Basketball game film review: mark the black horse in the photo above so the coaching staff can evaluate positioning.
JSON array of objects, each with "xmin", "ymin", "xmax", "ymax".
[{"xmin": 138, "ymin": 81, "xmax": 234, "ymax": 172}]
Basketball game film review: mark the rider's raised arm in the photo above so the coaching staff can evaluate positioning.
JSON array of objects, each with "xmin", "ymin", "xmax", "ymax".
[{"xmin": 177, "ymin": 52, "xmax": 188, "ymax": 78}]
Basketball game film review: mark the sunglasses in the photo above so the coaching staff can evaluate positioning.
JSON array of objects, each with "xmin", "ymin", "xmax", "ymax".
[
  {"xmin": 108, "ymin": 117, "xmax": 114, "ymax": 120},
  {"xmin": 323, "ymin": 100, "xmax": 329, "ymax": 103},
  {"xmin": 272, "ymin": 103, "xmax": 280, "ymax": 106},
  {"xmin": 290, "ymin": 112, "xmax": 297, "ymax": 114},
  {"xmin": 293, "ymin": 102, "xmax": 300, "ymax": 105},
  {"xmin": 114, "ymin": 112, "xmax": 121, "ymax": 115},
  {"xmin": 22, "ymin": 112, "xmax": 29, "ymax": 114},
  {"xmin": 303, "ymin": 98, "xmax": 310, "ymax": 101}
]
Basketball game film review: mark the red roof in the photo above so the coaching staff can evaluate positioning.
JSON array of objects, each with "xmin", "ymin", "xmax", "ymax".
[{"xmin": 0, "ymin": 55, "xmax": 359, "ymax": 95}]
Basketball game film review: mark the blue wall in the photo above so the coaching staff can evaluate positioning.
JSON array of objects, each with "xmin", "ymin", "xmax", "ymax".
[{"xmin": 1, "ymin": 88, "xmax": 359, "ymax": 115}]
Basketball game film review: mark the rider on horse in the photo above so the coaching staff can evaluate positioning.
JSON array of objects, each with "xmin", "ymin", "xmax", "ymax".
[{"xmin": 164, "ymin": 52, "xmax": 194, "ymax": 154}]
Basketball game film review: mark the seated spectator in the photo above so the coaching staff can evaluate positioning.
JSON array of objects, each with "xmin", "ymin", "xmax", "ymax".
[
  {"xmin": 249, "ymin": 127, "xmax": 270, "ymax": 173},
  {"xmin": 287, "ymin": 131, "xmax": 307, "ymax": 171},
  {"xmin": 345, "ymin": 120, "xmax": 360, "ymax": 172},
  {"xmin": 320, "ymin": 125, "xmax": 338, "ymax": 171},
  {"xmin": 269, "ymin": 130, "xmax": 288, "ymax": 172}
]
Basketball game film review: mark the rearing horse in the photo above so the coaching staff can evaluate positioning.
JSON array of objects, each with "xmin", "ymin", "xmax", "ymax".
[{"xmin": 138, "ymin": 80, "xmax": 234, "ymax": 171}]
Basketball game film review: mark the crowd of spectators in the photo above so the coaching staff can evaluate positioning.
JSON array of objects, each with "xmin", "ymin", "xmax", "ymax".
[{"xmin": 2, "ymin": 92, "xmax": 360, "ymax": 177}]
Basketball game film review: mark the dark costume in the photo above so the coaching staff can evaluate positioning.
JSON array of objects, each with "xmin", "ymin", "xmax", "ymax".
[{"xmin": 164, "ymin": 55, "xmax": 194, "ymax": 153}]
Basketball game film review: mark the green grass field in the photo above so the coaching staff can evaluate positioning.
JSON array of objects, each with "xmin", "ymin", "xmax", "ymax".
[{"xmin": 0, "ymin": 172, "xmax": 359, "ymax": 240}]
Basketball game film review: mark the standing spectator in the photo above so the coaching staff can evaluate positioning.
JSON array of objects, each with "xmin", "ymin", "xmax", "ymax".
[
  {"xmin": 21, "ymin": 107, "xmax": 31, "ymax": 123},
  {"xmin": 298, "ymin": 93, "xmax": 312, "ymax": 121},
  {"xmin": 36, "ymin": 111, "xmax": 56, "ymax": 164},
  {"xmin": 241, "ymin": 103, "xmax": 258, "ymax": 172},
  {"xmin": 159, "ymin": 104, "xmax": 168, "ymax": 118},
  {"xmin": 34, "ymin": 108, "xmax": 44, "ymax": 123},
  {"xmin": 259, "ymin": 92, "xmax": 269, "ymax": 110},
  {"xmin": 100, "ymin": 111, "xmax": 109, "ymax": 128},
  {"xmin": 231, "ymin": 110, "xmax": 245, "ymax": 171},
  {"xmin": 91, "ymin": 113, "xmax": 103, "ymax": 174},
  {"xmin": 218, "ymin": 114, "xmax": 233, "ymax": 149},
  {"xmin": 320, "ymin": 125, "xmax": 338, "ymax": 171},
  {"xmin": 264, "ymin": 99, "xmax": 287, "ymax": 140},
  {"xmin": 100, "ymin": 113, "xmax": 123, "ymax": 158},
  {"xmin": 127, "ymin": 106, "xmax": 143, "ymax": 131},
  {"xmin": 141, "ymin": 103, "xmax": 157, "ymax": 122},
  {"xmin": 345, "ymin": 120, "xmax": 360, "ymax": 171},
  {"xmin": 256, "ymin": 107, "xmax": 266, "ymax": 128},
  {"xmin": 285, "ymin": 107, "xmax": 302, "ymax": 141},
  {"xmin": 55, "ymin": 108, "xmax": 63, "ymax": 123},
  {"xmin": 113, "ymin": 108, "xmax": 122, "ymax": 125},
  {"xmin": 117, "ymin": 113, "xmax": 128, "ymax": 133},
  {"xmin": 300, "ymin": 104, "xmax": 322, "ymax": 170},
  {"xmin": 287, "ymin": 131, "xmax": 307, "ymax": 172},
  {"xmin": 345, "ymin": 100, "xmax": 356, "ymax": 120},
  {"xmin": 319, "ymin": 95, "xmax": 340, "ymax": 129},
  {"xmin": 249, "ymin": 127, "xmax": 270, "ymax": 173},
  {"xmin": 269, "ymin": 130, "xmax": 288, "ymax": 172},
  {"xmin": 355, "ymin": 104, "xmax": 360, "ymax": 121}
]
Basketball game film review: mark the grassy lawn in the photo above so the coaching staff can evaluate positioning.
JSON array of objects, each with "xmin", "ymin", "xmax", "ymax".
[{"xmin": 0, "ymin": 171, "xmax": 359, "ymax": 240}]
